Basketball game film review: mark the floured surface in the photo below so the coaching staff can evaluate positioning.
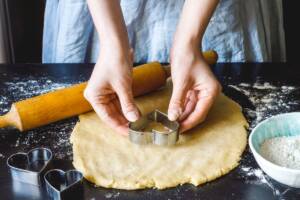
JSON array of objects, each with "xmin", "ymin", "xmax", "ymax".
[{"xmin": 71, "ymin": 86, "xmax": 248, "ymax": 190}]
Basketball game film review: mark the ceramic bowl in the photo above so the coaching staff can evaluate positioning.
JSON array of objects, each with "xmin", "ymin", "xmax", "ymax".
[{"xmin": 249, "ymin": 112, "xmax": 300, "ymax": 188}]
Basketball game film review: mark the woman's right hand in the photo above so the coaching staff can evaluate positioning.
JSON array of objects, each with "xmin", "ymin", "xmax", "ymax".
[{"xmin": 84, "ymin": 48, "xmax": 140, "ymax": 136}]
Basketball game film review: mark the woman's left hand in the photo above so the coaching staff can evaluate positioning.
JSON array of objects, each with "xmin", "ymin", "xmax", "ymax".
[{"xmin": 168, "ymin": 46, "xmax": 222, "ymax": 133}]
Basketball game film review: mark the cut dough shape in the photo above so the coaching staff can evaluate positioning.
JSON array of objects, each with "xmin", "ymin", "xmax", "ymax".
[
  {"xmin": 143, "ymin": 121, "xmax": 170, "ymax": 132},
  {"xmin": 71, "ymin": 85, "xmax": 248, "ymax": 190}
]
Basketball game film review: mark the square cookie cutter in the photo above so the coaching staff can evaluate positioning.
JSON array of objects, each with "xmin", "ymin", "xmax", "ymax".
[{"xmin": 129, "ymin": 110, "xmax": 179, "ymax": 146}]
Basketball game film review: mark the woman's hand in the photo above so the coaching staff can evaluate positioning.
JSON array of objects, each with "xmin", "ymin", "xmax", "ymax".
[
  {"xmin": 169, "ymin": 0, "xmax": 220, "ymax": 132},
  {"xmin": 169, "ymin": 46, "xmax": 221, "ymax": 133},
  {"xmin": 86, "ymin": 0, "xmax": 140, "ymax": 135},
  {"xmin": 84, "ymin": 48, "xmax": 140, "ymax": 136}
]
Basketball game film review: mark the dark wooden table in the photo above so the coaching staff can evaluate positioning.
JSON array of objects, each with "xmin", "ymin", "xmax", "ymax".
[{"xmin": 1, "ymin": 63, "xmax": 300, "ymax": 200}]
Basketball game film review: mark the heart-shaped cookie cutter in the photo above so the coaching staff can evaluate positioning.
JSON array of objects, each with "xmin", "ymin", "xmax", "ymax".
[
  {"xmin": 44, "ymin": 169, "xmax": 84, "ymax": 200},
  {"xmin": 6, "ymin": 147, "xmax": 53, "ymax": 186},
  {"xmin": 129, "ymin": 109, "xmax": 179, "ymax": 146}
]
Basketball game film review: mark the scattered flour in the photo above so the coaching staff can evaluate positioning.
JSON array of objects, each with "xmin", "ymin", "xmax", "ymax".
[
  {"xmin": 104, "ymin": 192, "xmax": 120, "ymax": 199},
  {"xmin": 231, "ymin": 82, "xmax": 300, "ymax": 198},
  {"xmin": 0, "ymin": 76, "xmax": 83, "ymax": 160},
  {"xmin": 239, "ymin": 166, "xmax": 282, "ymax": 196},
  {"xmin": 240, "ymin": 166, "xmax": 268, "ymax": 184},
  {"xmin": 228, "ymin": 82, "xmax": 300, "ymax": 129},
  {"xmin": 260, "ymin": 136, "xmax": 300, "ymax": 169},
  {"xmin": 3, "ymin": 79, "xmax": 72, "ymax": 100}
]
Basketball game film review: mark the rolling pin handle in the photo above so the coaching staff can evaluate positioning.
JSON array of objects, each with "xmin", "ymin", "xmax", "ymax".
[
  {"xmin": 0, "ymin": 107, "xmax": 21, "ymax": 130},
  {"xmin": 162, "ymin": 65, "xmax": 171, "ymax": 77},
  {"xmin": 0, "ymin": 115, "xmax": 8, "ymax": 129}
]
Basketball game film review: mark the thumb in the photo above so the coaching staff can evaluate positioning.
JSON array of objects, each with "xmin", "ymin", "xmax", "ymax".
[
  {"xmin": 115, "ymin": 84, "xmax": 140, "ymax": 122},
  {"xmin": 168, "ymin": 82, "xmax": 188, "ymax": 121}
]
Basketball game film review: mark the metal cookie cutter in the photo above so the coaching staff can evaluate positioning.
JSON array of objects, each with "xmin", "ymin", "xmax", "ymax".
[
  {"xmin": 7, "ymin": 147, "xmax": 53, "ymax": 186},
  {"xmin": 44, "ymin": 169, "xmax": 84, "ymax": 200},
  {"xmin": 129, "ymin": 110, "xmax": 179, "ymax": 146}
]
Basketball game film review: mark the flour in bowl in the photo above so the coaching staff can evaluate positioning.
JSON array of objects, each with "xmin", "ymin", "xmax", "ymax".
[{"xmin": 260, "ymin": 136, "xmax": 300, "ymax": 169}]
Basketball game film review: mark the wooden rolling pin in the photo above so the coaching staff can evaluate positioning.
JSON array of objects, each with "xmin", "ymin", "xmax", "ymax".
[{"xmin": 0, "ymin": 50, "xmax": 218, "ymax": 131}]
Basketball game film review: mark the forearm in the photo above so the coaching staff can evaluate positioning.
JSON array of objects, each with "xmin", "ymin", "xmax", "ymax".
[
  {"xmin": 87, "ymin": 0, "xmax": 130, "ymax": 53},
  {"xmin": 85, "ymin": 1, "xmax": 139, "ymax": 132},
  {"xmin": 173, "ymin": 0, "xmax": 219, "ymax": 52}
]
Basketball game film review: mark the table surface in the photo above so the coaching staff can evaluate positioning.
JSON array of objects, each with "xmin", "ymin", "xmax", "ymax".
[{"xmin": 1, "ymin": 63, "xmax": 300, "ymax": 200}]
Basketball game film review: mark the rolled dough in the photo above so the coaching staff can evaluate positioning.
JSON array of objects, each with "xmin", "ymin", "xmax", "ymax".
[{"xmin": 70, "ymin": 85, "xmax": 248, "ymax": 190}]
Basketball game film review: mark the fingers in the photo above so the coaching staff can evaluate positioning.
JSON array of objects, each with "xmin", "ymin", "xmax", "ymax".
[
  {"xmin": 114, "ymin": 82, "xmax": 140, "ymax": 122},
  {"xmin": 92, "ymin": 100, "xmax": 129, "ymax": 136},
  {"xmin": 179, "ymin": 90, "xmax": 197, "ymax": 121},
  {"xmin": 168, "ymin": 81, "xmax": 189, "ymax": 121},
  {"xmin": 179, "ymin": 92, "xmax": 214, "ymax": 133},
  {"xmin": 84, "ymin": 89, "xmax": 129, "ymax": 136},
  {"xmin": 180, "ymin": 82, "xmax": 221, "ymax": 133}
]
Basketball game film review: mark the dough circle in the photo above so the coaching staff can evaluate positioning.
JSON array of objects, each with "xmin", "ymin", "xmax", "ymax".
[{"xmin": 71, "ymin": 85, "xmax": 248, "ymax": 190}]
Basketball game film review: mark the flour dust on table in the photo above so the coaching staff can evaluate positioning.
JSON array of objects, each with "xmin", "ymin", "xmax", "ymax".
[
  {"xmin": 0, "ymin": 76, "xmax": 83, "ymax": 160},
  {"xmin": 231, "ymin": 82, "xmax": 300, "ymax": 198},
  {"xmin": 228, "ymin": 82, "xmax": 300, "ymax": 129}
]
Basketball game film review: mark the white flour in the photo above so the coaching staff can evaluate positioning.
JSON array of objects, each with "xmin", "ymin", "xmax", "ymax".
[
  {"xmin": 231, "ymin": 82, "xmax": 300, "ymax": 198},
  {"xmin": 228, "ymin": 83, "xmax": 300, "ymax": 129},
  {"xmin": 0, "ymin": 77, "xmax": 80, "ymax": 160},
  {"xmin": 104, "ymin": 192, "xmax": 120, "ymax": 199},
  {"xmin": 239, "ymin": 166, "xmax": 283, "ymax": 196},
  {"xmin": 260, "ymin": 136, "xmax": 300, "ymax": 170}
]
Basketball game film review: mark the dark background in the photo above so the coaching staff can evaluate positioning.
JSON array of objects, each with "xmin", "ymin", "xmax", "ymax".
[
  {"xmin": 5, "ymin": 1, "xmax": 300, "ymax": 63},
  {"xmin": 6, "ymin": 0, "xmax": 45, "ymax": 63}
]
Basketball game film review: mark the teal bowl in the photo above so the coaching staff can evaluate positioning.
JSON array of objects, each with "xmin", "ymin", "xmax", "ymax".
[{"xmin": 249, "ymin": 112, "xmax": 300, "ymax": 188}]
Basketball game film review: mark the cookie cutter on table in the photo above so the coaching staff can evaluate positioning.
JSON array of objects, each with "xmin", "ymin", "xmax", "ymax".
[
  {"xmin": 129, "ymin": 109, "xmax": 179, "ymax": 146},
  {"xmin": 44, "ymin": 169, "xmax": 84, "ymax": 200},
  {"xmin": 6, "ymin": 147, "xmax": 53, "ymax": 186}
]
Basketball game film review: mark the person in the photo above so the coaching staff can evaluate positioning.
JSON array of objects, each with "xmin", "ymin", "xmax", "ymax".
[{"xmin": 43, "ymin": 0, "xmax": 286, "ymax": 135}]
